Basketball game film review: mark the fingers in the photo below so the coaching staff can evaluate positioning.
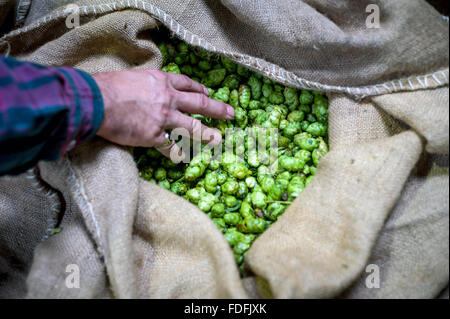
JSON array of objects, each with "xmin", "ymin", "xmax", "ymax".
[
  {"xmin": 174, "ymin": 92, "xmax": 235, "ymax": 120},
  {"xmin": 165, "ymin": 111, "xmax": 222, "ymax": 145},
  {"xmin": 153, "ymin": 132, "xmax": 171, "ymax": 148},
  {"xmin": 154, "ymin": 131, "xmax": 186, "ymax": 162},
  {"xmin": 166, "ymin": 73, "xmax": 209, "ymax": 95},
  {"xmin": 159, "ymin": 141, "xmax": 186, "ymax": 162}
]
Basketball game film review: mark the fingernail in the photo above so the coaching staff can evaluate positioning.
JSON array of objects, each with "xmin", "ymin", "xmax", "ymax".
[
  {"xmin": 227, "ymin": 106, "xmax": 235, "ymax": 118},
  {"xmin": 204, "ymin": 87, "xmax": 210, "ymax": 96}
]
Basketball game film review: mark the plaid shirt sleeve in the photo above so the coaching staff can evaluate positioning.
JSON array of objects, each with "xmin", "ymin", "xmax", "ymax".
[{"xmin": 0, "ymin": 56, "xmax": 104, "ymax": 175}]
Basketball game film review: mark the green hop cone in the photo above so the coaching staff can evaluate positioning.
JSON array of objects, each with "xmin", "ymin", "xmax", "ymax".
[
  {"xmin": 158, "ymin": 179, "xmax": 171, "ymax": 190},
  {"xmin": 265, "ymin": 203, "xmax": 286, "ymax": 221},
  {"xmin": 171, "ymin": 181, "xmax": 187, "ymax": 195},
  {"xmin": 229, "ymin": 89, "xmax": 239, "ymax": 108},
  {"xmin": 202, "ymin": 68, "xmax": 226, "ymax": 87},
  {"xmin": 294, "ymin": 132, "xmax": 319, "ymax": 151},
  {"xmin": 211, "ymin": 203, "xmax": 226, "ymax": 218},
  {"xmin": 236, "ymin": 64, "xmax": 251, "ymax": 78},
  {"xmin": 224, "ymin": 230, "xmax": 244, "ymax": 247},
  {"xmin": 198, "ymin": 192, "xmax": 218, "ymax": 212},
  {"xmin": 161, "ymin": 62, "xmax": 181, "ymax": 74},
  {"xmin": 213, "ymin": 87, "xmax": 230, "ymax": 103},
  {"xmin": 154, "ymin": 167, "xmax": 166, "ymax": 180},
  {"xmin": 237, "ymin": 218, "xmax": 267, "ymax": 234},
  {"xmin": 158, "ymin": 43, "xmax": 169, "ymax": 65},
  {"xmin": 306, "ymin": 122, "xmax": 328, "ymax": 137},
  {"xmin": 136, "ymin": 37, "xmax": 330, "ymax": 271},
  {"xmin": 221, "ymin": 56, "xmax": 237, "ymax": 73},
  {"xmin": 283, "ymin": 87, "xmax": 299, "ymax": 109},
  {"xmin": 251, "ymin": 191, "xmax": 267, "ymax": 208},
  {"xmin": 222, "ymin": 74, "xmax": 241, "ymax": 90},
  {"xmin": 248, "ymin": 76, "xmax": 262, "ymax": 100},
  {"xmin": 224, "ymin": 212, "xmax": 241, "ymax": 226},
  {"xmin": 238, "ymin": 85, "xmax": 251, "ymax": 109},
  {"xmin": 299, "ymin": 90, "xmax": 314, "ymax": 104}
]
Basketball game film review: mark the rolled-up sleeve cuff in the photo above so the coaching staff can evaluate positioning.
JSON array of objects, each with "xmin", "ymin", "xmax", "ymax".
[{"xmin": 57, "ymin": 67, "xmax": 104, "ymax": 155}]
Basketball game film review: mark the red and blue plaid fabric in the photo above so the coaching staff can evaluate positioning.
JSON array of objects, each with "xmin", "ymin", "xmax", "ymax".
[{"xmin": 0, "ymin": 56, "xmax": 104, "ymax": 175}]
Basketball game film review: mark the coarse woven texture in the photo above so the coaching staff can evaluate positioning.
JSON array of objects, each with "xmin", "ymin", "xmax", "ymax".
[
  {"xmin": 0, "ymin": 168, "xmax": 60, "ymax": 298},
  {"xmin": 341, "ymin": 153, "xmax": 449, "ymax": 298},
  {"xmin": 1, "ymin": 0, "xmax": 449, "ymax": 97},
  {"xmin": 246, "ymin": 130, "xmax": 424, "ymax": 298},
  {"xmin": 373, "ymin": 88, "xmax": 450, "ymax": 154},
  {"xmin": 27, "ymin": 141, "xmax": 247, "ymax": 298},
  {"xmin": 0, "ymin": 0, "xmax": 448, "ymax": 298}
]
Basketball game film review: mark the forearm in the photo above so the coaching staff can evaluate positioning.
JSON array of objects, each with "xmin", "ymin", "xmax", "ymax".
[
  {"xmin": 0, "ymin": 59, "xmax": 232, "ymax": 175},
  {"xmin": 0, "ymin": 56, "xmax": 104, "ymax": 175}
]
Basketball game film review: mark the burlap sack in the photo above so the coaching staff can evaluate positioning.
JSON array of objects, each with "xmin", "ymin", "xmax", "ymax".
[{"xmin": 0, "ymin": 0, "xmax": 448, "ymax": 298}]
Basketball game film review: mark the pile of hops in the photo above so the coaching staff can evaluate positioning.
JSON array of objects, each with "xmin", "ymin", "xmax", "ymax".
[{"xmin": 134, "ymin": 37, "xmax": 329, "ymax": 273}]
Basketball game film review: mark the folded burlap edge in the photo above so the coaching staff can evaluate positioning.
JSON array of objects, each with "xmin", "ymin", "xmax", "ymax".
[{"xmin": 0, "ymin": 0, "xmax": 448, "ymax": 99}]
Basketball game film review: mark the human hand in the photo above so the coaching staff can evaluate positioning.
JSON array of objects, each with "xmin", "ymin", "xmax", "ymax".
[{"xmin": 93, "ymin": 69, "xmax": 234, "ymax": 157}]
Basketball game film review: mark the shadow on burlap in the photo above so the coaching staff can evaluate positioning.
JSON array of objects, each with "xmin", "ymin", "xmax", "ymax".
[{"xmin": 0, "ymin": 0, "xmax": 448, "ymax": 298}]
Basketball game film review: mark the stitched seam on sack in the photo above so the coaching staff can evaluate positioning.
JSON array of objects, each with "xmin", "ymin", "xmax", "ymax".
[
  {"xmin": 25, "ymin": 167, "xmax": 61, "ymax": 241},
  {"xmin": 0, "ymin": 0, "xmax": 448, "ymax": 99},
  {"xmin": 62, "ymin": 156, "xmax": 108, "ymax": 264},
  {"xmin": 61, "ymin": 157, "xmax": 115, "ymax": 296}
]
